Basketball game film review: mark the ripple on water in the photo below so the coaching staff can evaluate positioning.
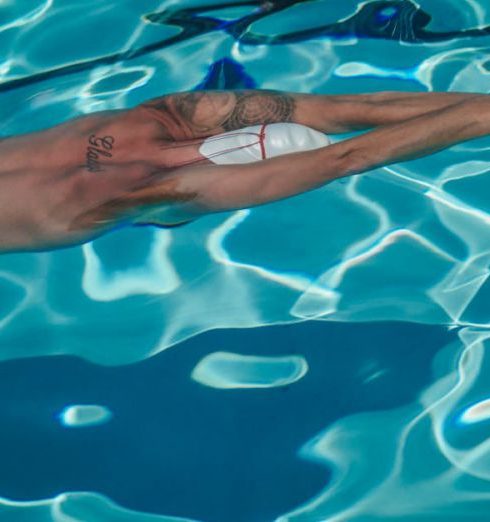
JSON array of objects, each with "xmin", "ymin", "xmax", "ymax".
[
  {"xmin": 460, "ymin": 398, "xmax": 490, "ymax": 424},
  {"xmin": 0, "ymin": 492, "xmax": 199, "ymax": 521},
  {"xmin": 59, "ymin": 405, "xmax": 113, "ymax": 428},
  {"xmin": 1, "ymin": 0, "xmax": 490, "ymax": 520},
  {"xmin": 0, "ymin": 275, "xmax": 26, "ymax": 323},
  {"xmin": 191, "ymin": 352, "xmax": 308, "ymax": 389}
]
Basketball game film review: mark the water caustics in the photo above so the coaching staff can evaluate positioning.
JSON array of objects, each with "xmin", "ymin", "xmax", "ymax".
[
  {"xmin": 0, "ymin": 0, "xmax": 490, "ymax": 520},
  {"xmin": 191, "ymin": 352, "xmax": 308, "ymax": 389},
  {"xmin": 59, "ymin": 405, "xmax": 113, "ymax": 428}
]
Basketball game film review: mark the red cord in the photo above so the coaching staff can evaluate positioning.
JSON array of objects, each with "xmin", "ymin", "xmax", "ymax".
[
  {"xmin": 163, "ymin": 127, "xmax": 269, "ymax": 168},
  {"xmin": 258, "ymin": 123, "xmax": 267, "ymax": 160}
]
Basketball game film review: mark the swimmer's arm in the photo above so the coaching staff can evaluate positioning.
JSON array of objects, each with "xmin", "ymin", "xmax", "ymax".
[
  {"xmin": 159, "ymin": 96, "xmax": 490, "ymax": 211},
  {"xmin": 137, "ymin": 89, "xmax": 486, "ymax": 137}
]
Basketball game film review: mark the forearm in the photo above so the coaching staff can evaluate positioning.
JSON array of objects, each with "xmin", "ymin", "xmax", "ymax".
[
  {"xmin": 276, "ymin": 95, "xmax": 489, "ymax": 199},
  {"xmin": 328, "ymin": 96, "xmax": 490, "ymax": 174},
  {"xmin": 308, "ymin": 91, "xmax": 485, "ymax": 132},
  {"xmin": 173, "ymin": 96, "xmax": 490, "ymax": 212},
  {"xmin": 0, "ymin": 111, "xmax": 155, "ymax": 252},
  {"xmin": 138, "ymin": 89, "xmax": 485, "ymax": 139}
]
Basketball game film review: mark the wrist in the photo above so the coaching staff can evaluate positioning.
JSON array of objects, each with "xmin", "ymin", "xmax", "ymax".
[{"xmin": 471, "ymin": 96, "xmax": 490, "ymax": 135}]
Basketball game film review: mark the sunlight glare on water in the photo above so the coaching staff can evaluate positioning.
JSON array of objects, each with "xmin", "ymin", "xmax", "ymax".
[{"xmin": 0, "ymin": 0, "xmax": 489, "ymax": 520}]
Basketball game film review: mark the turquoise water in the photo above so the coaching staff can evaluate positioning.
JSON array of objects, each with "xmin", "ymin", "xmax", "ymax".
[{"xmin": 0, "ymin": 0, "xmax": 490, "ymax": 520}]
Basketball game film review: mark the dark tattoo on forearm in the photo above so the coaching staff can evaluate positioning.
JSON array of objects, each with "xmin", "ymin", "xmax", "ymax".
[
  {"xmin": 172, "ymin": 92, "xmax": 207, "ymax": 124},
  {"xmin": 142, "ymin": 90, "xmax": 297, "ymax": 138},
  {"xmin": 141, "ymin": 93, "xmax": 209, "ymax": 140},
  {"xmin": 85, "ymin": 134, "xmax": 115, "ymax": 172},
  {"xmin": 221, "ymin": 91, "xmax": 296, "ymax": 130}
]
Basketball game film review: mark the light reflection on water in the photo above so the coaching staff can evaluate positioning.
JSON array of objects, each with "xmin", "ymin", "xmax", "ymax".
[{"xmin": 0, "ymin": 0, "xmax": 489, "ymax": 520}]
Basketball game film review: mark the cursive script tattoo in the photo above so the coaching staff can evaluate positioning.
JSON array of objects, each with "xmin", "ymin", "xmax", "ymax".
[{"xmin": 85, "ymin": 134, "xmax": 115, "ymax": 172}]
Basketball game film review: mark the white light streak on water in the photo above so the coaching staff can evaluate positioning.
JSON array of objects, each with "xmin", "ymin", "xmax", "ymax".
[
  {"xmin": 1, "ymin": 0, "xmax": 490, "ymax": 519},
  {"xmin": 460, "ymin": 398, "xmax": 490, "ymax": 424},
  {"xmin": 191, "ymin": 351, "xmax": 308, "ymax": 389},
  {"xmin": 59, "ymin": 405, "xmax": 113, "ymax": 428}
]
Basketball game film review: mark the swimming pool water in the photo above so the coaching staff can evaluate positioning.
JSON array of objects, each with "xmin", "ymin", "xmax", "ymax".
[{"xmin": 0, "ymin": 0, "xmax": 489, "ymax": 520}]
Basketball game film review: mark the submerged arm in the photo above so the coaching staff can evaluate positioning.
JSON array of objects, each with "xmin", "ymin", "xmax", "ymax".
[{"xmin": 144, "ymin": 95, "xmax": 489, "ymax": 212}]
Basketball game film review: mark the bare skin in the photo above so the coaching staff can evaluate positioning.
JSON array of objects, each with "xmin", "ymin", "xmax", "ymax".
[{"xmin": 0, "ymin": 90, "xmax": 488, "ymax": 252}]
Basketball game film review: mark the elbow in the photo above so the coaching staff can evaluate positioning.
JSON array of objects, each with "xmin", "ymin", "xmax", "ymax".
[
  {"xmin": 468, "ymin": 96, "xmax": 490, "ymax": 136},
  {"xmin": 333, "ymin": 147, "xmax": 375, "ymax": 179}
]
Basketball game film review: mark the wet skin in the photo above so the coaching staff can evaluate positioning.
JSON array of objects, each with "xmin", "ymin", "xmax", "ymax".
[{"xmin": 0, "ymin": 89, "xmax": 488, "ymax": 253}]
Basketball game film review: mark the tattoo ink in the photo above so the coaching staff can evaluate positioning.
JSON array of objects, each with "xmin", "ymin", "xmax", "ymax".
[
  {"xmin": 172, "ymin": 92, "xmax": 207, "ymax": 123},
  {"xmin": 85, "ymin": 134, "xmax": 115, "ymax": 172},
  {"xmin": 221, "ymin": 91, "xmax": 295, "ymax": 130},
  {"xmin": 142, "ymin": 90, "xmax": 296, "ymax": 138}
]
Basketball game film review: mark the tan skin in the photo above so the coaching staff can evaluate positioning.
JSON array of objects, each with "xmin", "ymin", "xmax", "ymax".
[{"xmin": 0, "ymin": 89, "xmax": 489, "ymax": 252}]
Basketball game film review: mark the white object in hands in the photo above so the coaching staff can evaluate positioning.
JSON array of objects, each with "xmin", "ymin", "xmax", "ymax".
[
  {"xmin": 199, "ymin": 122, "xmax": 331, "ymax": 165},
  {"xmin": 135, "ymin": 123, "xmax": 332, "ymax": 227}
]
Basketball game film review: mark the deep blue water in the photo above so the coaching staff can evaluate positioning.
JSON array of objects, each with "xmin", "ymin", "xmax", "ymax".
[{"xmin": 0, "ymin": 321, "xmax": 452, "ymax": 522}]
